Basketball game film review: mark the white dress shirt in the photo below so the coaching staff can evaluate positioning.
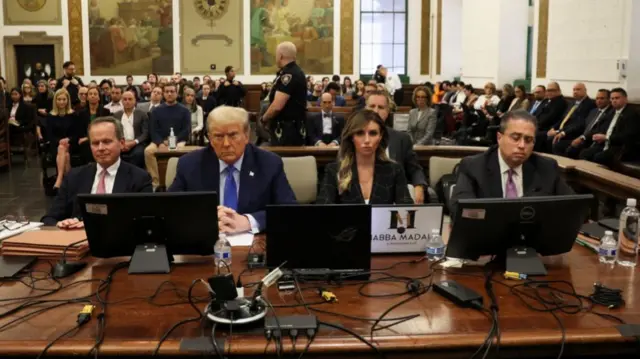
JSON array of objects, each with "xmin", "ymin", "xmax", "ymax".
[
  {"xmin": 218, "ymin": 155, "xmax": 260, "ymax": 233},
  {"xmin": 498, "ymin": 152, "xmax": 523, "ymax": 198},
  {"xmin": 474, "ymin": 95, "xmax": 501, "ymax": 110},
  {"xmin": 385, "ymin": 72, "xmax": 402, "ymax": 95},
  {"xmin": 605, "ymin": 106, "xmax": 625, "ymax": 140},
  {"xmin": 105, "ymin": 101, "xmax": 124, "ymax": 114},
  {"xmin": 121, "ymin": 111, "xmax": 136, "ymax": 141},
  {"xmin": 91, "ymin": 159, "xmax": 121, "ymax": 194},
  {"xmin": 321, "ymin": 111, "xmax": 332, "ymax": 134},
  {"xmin": 9, "ymin": 102, "xmax": 19, "ymax": 121}
]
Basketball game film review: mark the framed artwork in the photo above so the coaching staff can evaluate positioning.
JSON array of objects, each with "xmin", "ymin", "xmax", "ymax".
[{"xmin": 4, "ymin": 0, "xmax": 62, "ymax": 25}]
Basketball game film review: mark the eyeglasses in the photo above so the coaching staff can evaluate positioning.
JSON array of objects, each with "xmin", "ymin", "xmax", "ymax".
[{"xmin": 0, "ymin": 215, "xmax": 30, "ymax": 232}]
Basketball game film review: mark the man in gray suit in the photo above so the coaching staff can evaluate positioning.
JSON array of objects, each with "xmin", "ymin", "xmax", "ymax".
[
  {"xmin": 136, "ymin": 86, "xmax": 163, "ymax": 113},
  {"xmin": 367, "ymin": 90, "xmax": 428, "ymax": 203},
  {"xmin": 113, "ymin": 91, "xmax": 149, "ymax": 168}
]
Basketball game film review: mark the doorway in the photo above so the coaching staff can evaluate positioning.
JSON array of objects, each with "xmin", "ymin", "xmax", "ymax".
[{"xmin": 14, "ymin": 45, "xmax": 55, "ymax": 87}]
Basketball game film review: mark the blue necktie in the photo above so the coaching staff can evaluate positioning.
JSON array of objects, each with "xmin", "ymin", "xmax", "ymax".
[
  {"xmin": 223, "ymin": 167, "xmax": 238, "ymax": 210},
  {"xmin": 530, "ymin": 101, "xmax": 540, "ymax": 114}
]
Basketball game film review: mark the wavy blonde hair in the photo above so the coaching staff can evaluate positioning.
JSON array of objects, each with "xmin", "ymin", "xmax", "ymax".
[
  {"xmin": 337, "ymin": 110, "xmax": 391, "ymax": 194},
  {"xmin": 50, "ymin": 88, "xmax": 73, "ymax": 116}
]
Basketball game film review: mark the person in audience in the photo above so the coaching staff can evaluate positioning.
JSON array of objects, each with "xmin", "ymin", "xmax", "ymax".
[
  {"xmin": 125, "ymin": 74, "xmax": 141, "ymax": 100},
  {"xmin": 197, "ymin": 83, "xmax": 217, "ymax": 120},
  {"xmin": 0, "ymin": 78, "xmax": 9, "ymax": 109},
  {"xmin": 108, "ymin": 78, "xmax": 117, "ymax": 88},
  {"xmin": 547, "ymin": 83, "xmax": 596, "ymax": 153},
  {"xmin": 7, "ymin": 88, "xmax": 35, "ymax": 144},
  {"xmin": 55, "ymin": 61, "xmax": 84, "ymax": 106},
  {"xmin": 449, "ymin": 81, "xmax": 466, "ymax": 107},
  {"xmin": 578, "ymin": 88, "xmax": 640, "ymax": 167},
  {"xmin": 307, "ymin": 93, "xmax": 344, "ymax": 147},
  {"xmin": 564, "ymin": 89, "xmax": 612, "ymax": 159},
  {"xmin": 332, "ymin": 75, "xmax": 341, "ymax": 89},
  {"xmin": 112, "ymin": 91, "xmax": 148, "ymax": 168},
  {"xmin": 75, "ymin": 86, "xmax": 110, "ymax": 163},
  {"xmin": 140, "ymin": 81, "xmax": 152, "ymax": 102},
  {"xmin": 144, "ymin": 83, "xmax": 191, "ymax": 188},
  {"xmin": 100, "ymin": 79, "xmax": 112, "ymax": 104},
  {"xmin": 307, "ymin": 82, "xmax": 323, "ymax": 102},
  {"xmin": 495, "ymin": 84, "xmax": 516, "ymax": 118},
  {"xmin": 319, "ymin": 82, "xmax": 346, "ymax": 106},
  {"xmin": 34, "ymin": 80, "xmax": 52, "ymax": 118},
  {"xmin": 137, "ymin": 86, "xmax": 163, "ymax": 113},
  {"xmin": 432, "ymin": 82, "xmax": 444, "ymax": 104},
  {"xmin": 192, "ymin": 76, "xmax": 202, "ymax": 94},
  {"xmin": 321, "ymin": 76, "xmax": 330, "ymax": 90},
  {"xmin": 182, "ymin": 87, "xmax": 204, "ymax": 144},
  {"xmin": 451, "ymin": 110, "xmax": 573, "ymax": 217},
  {"xmin": 452, "ymin": 84, "xmax": 479, "ymax": 124},
  {"xmin": 408, "ymin": 86, "xmax": 437, "ymax": 145},
  {"xmin": 41, "ymin": 117, "xmax": 152, "ymax": 228},
  {"xmin": 529, "ymin": 85, "xmax": 547, "ymax": 116},
  {"xmin": 354, "ymin": 80, "xmax": 366, "ymax": 99},
  {"xmin": 158, "ymin": 76, "xmax": 169, "ymax": 88},
  {"xmin": 21, "ymin": 83, "xmax": 34, "ymax": 104},
  {"xmin": 217, "ymin": 66, "xmax": 246, "ymax": 107},
  {"xmin": 366, "ymin": 90, "xmax": 428, "ymax": 204},
  {"xmin": 75, "ymin": 86, "xmax": 88, "ymax": 111},
  {"xmin": 48, "ymin": 78, "xmax": 57, "ymax": 92},
  {"xmin": 474, "ymin": 82, "xmax": 500, "ymax": 111},
  {"xmin": 508, "ymin": 85, "xmax": 530, "ymax": 112},
  {"xmin": 342, "ymin": 77, "xmax": 355, "ymax": 98},
  {"xmin": 355, "ymin": 83, "xmax": 377, "ymax": 110},
  {"xmin": 440, "ymin": 81, "xmax": 456, "ymax": 104},
  {"xmin": 48, "ymin": 89, "xmax": 80, "ymax": 190},
  {"xmin": 147, "ymin": 73, "xmax": 158, "ymax": 88},
  {"xmin": 104, "ymin": 87, "xmax": 124, "ymax": 113},
  {"xmin": 169, "ymin": 106, "xmax": 297, "ymax": 233},
  {"xmin": 317, "ymin": 110, "xmax": 413, "ymax": 205},
  {"xmin": 260, "ymin": 82, "xmax": 269, "ymax": 100},
  {"xmin": 534, "ymin": 82, "xmax": 567, "ymax": 152}
]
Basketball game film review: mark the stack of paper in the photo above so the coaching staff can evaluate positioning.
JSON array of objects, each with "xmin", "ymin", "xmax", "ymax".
[
  {"xmin": 1, "ymin": 230, "xmax": 89, "ymax": 260},
  {"xmin": 0, "ymin": 222, "xmax": 44, "ymax": 241}
]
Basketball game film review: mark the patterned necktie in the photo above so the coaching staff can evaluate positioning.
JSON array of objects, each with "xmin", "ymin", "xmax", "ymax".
[
  {"xmin": 96, "ymin": 170, "xmax": 108, "ymax": 194},
  {"xmin": 223, "ymin": 166, "xmax": 238, "ymax": 210},
  {"xmin": 505, "ymin": 169, "xmax": 518, "ymax": 199}
]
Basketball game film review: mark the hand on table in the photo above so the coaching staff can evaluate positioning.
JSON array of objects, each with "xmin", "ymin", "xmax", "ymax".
[
  {"xmin": 57, "ymin": 218, "xmax": 84, "ymax": 230},
  {"xmin": 218, "ymin": 206, "xmax": 251, "ymax": 234}
]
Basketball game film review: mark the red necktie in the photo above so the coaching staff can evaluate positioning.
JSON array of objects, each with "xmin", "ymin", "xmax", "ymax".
[{"xmin": 96, "ymin": 170, "xmax": 107, "ymax": 194}]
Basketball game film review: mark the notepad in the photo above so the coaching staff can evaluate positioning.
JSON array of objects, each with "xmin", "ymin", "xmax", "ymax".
[
  {"xmin": 226, "ymin": 232, "xmax": 254, "ymax": 247},
  {"xmin": 1, "ymin": 229, "xmax": 89, "ymax": 259}
]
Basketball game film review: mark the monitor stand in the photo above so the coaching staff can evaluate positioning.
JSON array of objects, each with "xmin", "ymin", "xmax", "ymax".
[
  {"xmin": 505, "ymin": 246, "xmax": 547, "ymax": 276},
  {"xmin": 128, "ymin": 216, "xmax": 172, "ymax": 274}
]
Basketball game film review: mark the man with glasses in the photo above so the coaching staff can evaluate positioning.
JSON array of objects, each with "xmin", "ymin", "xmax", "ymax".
[
  {"xmin": 451, "ymin": 110, "xmax": 573, "ymax": 217},
  {"xmin": 169, "ymin": 106, "xmax": 296, "ymax": 233},
  {"xmin": 355, "ymin": 83, "xmax": 377, "ymax": 110},
  {"xmin": 534, "ymin": 82, "xmax": 567, "ymax": 152}
]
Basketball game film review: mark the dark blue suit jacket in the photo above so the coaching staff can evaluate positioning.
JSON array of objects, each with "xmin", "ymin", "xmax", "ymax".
[
  {"xmin": 168, "ymin": 144, "xmax": 297, "ymax": 230},
  {"xmin": 41, "ymin": 161, "xmax": 153, "ymax": 226}
]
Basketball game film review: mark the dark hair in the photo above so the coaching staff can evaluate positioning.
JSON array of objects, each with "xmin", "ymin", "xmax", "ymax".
[
  {"xmin": 611, "ymin": 87, "xmax": 627, "ymax": 97},
  {"xmin": 326, "ymin": 82, "xmax": 341, "ymax": 92},
  {"xmin": 126, "ymin": 74, "xmax": 133, "ymax": 80},
  {"xmin": 458, "ymin": 81, "xmax": 465, "ymax": 87},
  {"xmin": 499, "ymin": 110, "xmax": 538, "ymax": 133},
  {"xmin": 10, "ymin": 87, "xmax": 22, "ymax": 101},
  {"xmin": 442, "ymin": 80, "xmax": 451, "ymax": 87},
  {"xmin": 164, "ymin": 83, "xmax": 177, "ymax": 90},
  {"xmin": 452, "ymin": 81, "xmax": 459, "ymax": 87},
  {"xmin": 193, "ymin": 76, "xmax": 200, "ymax": 81},
  {"xmin": 147, "ymin": 73, "xmax": 158, "ymax": 81},
  {"xmin": 535, "ymin": 85, "xmax": 546, "ymax": 91},
  {"xmin": 110, "ymin": 86, "xmax": 122, "ymax": 93},
  {"xmin": 515, "ymin": 85, "xmax": 527, "ymax": 98},
  {"xmin": 63, "ymin": 61, "xmax": 74, "ymax": 69},
  {"xmin": 332, "ymin": 75, "xmax": 340, "ymax": 82},
  {"xmin": 463, "ymin": 84, "xmax": 474, "ymax": 92},
  {"xmin": 175, "ymin": 72, "xmax": 182, "ymax": 76},
  {"xmin": 89, "ymin": 116, "xmax": 124, "ymax": 140},
  {"xmin": 99, "ymin": 79, "xmax": 112, "ymax": 88},
  {"xmin": 224, "ymin": 66, "xmax": 234, "ymax": 74},
  {"xmin": 322, "ymin": 77, "xmax": 330, "ymax": 82},
  {"xmin": 597, "ymin": 89, "xmax": 611, "ymax": 98}
]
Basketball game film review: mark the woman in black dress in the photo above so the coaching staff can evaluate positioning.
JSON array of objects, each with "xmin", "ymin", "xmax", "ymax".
[{"xmin": 46, "ymin": 88, "xmax": 80, "ymax": 189}]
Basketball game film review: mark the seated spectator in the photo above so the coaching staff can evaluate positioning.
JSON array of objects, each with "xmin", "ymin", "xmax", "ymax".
[
  {"xmin": 113, "ymin": 91, "xmax": 148, "ymax": 168},
  {"xmin": 508, "ymin": 85, "xmax": 530, "ymax": 112},
  {"xmin": 307, "ymin": 93, "xmax": 344, "ymax": 147},
  {"xmin": 7, "ymin": 88, "xmax": 35, "ymax": 145},
  {"xmin": 564, "ymin": 89, "xmax": 612, "ymax": 159},
  {"xmin": 432, "ymin": 82, "xmax": 445, "ymax": 104},
  {"xmin": 408, "ymin": 86, "xmax": 437, "ymax": 145},
  {"xmin": 354, "ymin": 80, "xmax": 366, "ymax": 99},
  {"xmin": 317, "ymin": 110, "xmax": 413, "ymax": 205},
  {"xmin": 529, "ymin": 85, "xmax": 547, "ymax": 116},
  {"xmin": 197, "ymin": 83, "xmax": 217, "ymax": 120},
  {"xmin": 307, "ymin": 82, "xmax": 323, "ymax": 102},
  {"xmin": 47, "ymin": 89, "xmax": 80, "ymax": 190},
  {"xmin": 495, "ymin": 84, "xmax": 516, "ymax": 118},
  {"xmin": 474, "ymin": 82, "xmax": 500, "ymax": 111},
  {"xmin": 168, "ymin": 106, "xmax": 297, "ymax": 233},
  {"xmin": 77, "ymin": 86, "xmax": 110, "ymax": 162},
  {"xmin": 124, "ymin": 74, "xmax": 141, "ymax": 100},
  {"xmin": 138, "ymin": 86, "xmax": 163, "ymax": 113},
  {"xmin": 449, "ymin": 81, "xmax": 466, "ymax": 108},
  {"xmin": 547, "ymin": 83, "xmax": 596, "ymax": 154},
  {"xmin": 99, "ymin": 79, "xmax": 112, "ymax": 104},
  {"xmin": 440, "ymin": 81, "xmax": 456, "ymax": 104},
  {"xmin": 182, "ymin": 87, "xmax": 204, "ymax": 144},
  {"xmin": 75, "ymin": 86, "xmax": 88, "ymax": 112},
  {"xmin": 144, "ymin": 84, "xmax": 191, "ymax": 188},
  {"xmin": 342, "ymin": 76, "xmax": 355, "ymax": 99},
  {"xmin": 21, "ymin": 83, "xmax": 34, "ymax": 104},
  {"xmin": 139, "ymin": 81, "xmax": 152, "ymax": 102},
  {"xmin": 579, "ymin": 88, "xmax": 640, "ymax": 167},
  {"xmin": 534, "ymin": 82, "xmax": 567, "ymax": 152},
  {"xmin": 355, "ymin": 83, "xmax": 377, "ymax": 111},
  {"xmin": 318, "ymin": 82, "xmax": 346, "ymax": 106},
  {"xmin": 104, "ymin": 87, "xmax": 123, "ymax": 114},
  {"xmin": 41, "ymin": 117, "xmax": 152, "ymax": 228},
  {"xmin": 321, "ymin": 77, "xmax": 330, "ymax": 90}
]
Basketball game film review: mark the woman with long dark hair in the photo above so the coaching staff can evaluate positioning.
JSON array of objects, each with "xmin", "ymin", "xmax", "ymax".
[{"xmin": 183, "ymin": 87, "xmax": 203, "ymax": 144}]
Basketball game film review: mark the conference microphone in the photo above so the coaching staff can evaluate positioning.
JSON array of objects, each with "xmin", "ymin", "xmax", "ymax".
[{"xmin": 52, "ymin": 239, "xmax": 88, "ymax": 278}]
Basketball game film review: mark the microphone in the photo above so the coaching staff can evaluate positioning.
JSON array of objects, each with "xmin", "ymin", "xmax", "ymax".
[{"xmin": 52, "ymin": 239, "xmax": 88, "ymax": 278}]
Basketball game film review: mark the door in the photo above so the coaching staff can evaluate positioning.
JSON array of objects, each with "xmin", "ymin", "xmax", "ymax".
[{"xmin": 14, "ymin": 45, "xmax": 55, "ymax": 87}]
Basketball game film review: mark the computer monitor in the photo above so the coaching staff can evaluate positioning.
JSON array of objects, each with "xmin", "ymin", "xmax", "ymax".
[
  {"xmin": 78, "ymin": 192, "xmax": 218, "ymax": 274},
  {"xmin": 447, "ymin": 194, "xmax": 593, "ymax": 275},
  {"xmin": 266, "ymin": 204, "xmax": 371, "ymax": 278}
]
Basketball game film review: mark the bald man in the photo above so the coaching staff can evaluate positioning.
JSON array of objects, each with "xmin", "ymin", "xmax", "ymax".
[
  {"xmin": 547, "ymin": 82, "xmax": 596, "ymax": 154},
  {"xmin": 534, "ymin": 82, "xmax": 568, "ymax": 152},
  {"xmin": 260, "ymin": 41, "xmax": 308, "ymax": 146},
  {"xmin": 306, "ymin": 93, "xmax": 344, "ymax": 146}
]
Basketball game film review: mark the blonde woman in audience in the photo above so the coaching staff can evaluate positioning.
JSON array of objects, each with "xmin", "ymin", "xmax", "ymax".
[
  {"xmin": 47, "ymin": 89, "xmax": 79, "ymax": 190},
  {"xmin": 182, "ymin": 87, "xmax": 203, "ymax": 144},
  {"xmin": 408, "ymin": 86, "xmax": 437, "ymax": 145},
  {"xmin": 508, "ymin": 85, "xmax": 530, "ymax": 111},
  {"xmin": 21, "ymin": 83, "xmax": 35, "ymax": 104},
  {"xmin": 496, "ymin": 84, "xmax": 516, "ymax": 117},
  {"xmin": 316, "ymin": 110, "xmax": 413, "ymax": 205},
  {"xmin": 158, "ymin": 77, "xmax": 169, "ymax": 88},
  {"xmin": 474, "ymin": 82, "xmax": 500, "ymax": 110}
]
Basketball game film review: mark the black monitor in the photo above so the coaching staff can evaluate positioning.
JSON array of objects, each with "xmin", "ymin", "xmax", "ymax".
[
  {"xmin": 447, "ymin": 194, "xmax": 593, "ymax": 275},
  {"xmin": 78, "ymin": 192, "xmax": 218, "ymax": 274}
]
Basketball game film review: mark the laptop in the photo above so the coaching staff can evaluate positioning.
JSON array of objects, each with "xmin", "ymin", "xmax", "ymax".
[{"xmin": 266, "ymin": 204, "xmax": 371, "ymax": 279}]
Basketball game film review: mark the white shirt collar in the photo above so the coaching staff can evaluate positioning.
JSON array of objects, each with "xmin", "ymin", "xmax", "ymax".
[
  {"xmin": 98, "ymin": 158, "xmax": 121, "ymax": 177},
  {"xmin": 616, "ymin": 105, "xmax": 626, "ymax": 114},
  {"xmin": 497, "ymin": 151, "xmax": 522, "ymax": 178},
  {"xmin": 219, "ymin": 154, "xmax": 244, "ymax": 175}
]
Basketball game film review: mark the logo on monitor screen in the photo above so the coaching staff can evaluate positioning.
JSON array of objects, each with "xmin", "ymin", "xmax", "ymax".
[
  {"xmin": 330, "ymin": 227, "xmax": 358, "ymax": 243},
  {"xmin": 389, "ymin": 210, "xmax": 417, "ymax": 234},
  {"xmin": 520, "ymin": 206, "xmax": 536, "ymax": 220}
]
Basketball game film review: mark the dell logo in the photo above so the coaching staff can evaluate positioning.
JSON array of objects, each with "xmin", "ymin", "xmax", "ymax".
[{"xmin": 520, "ymin": 206, "xmax": 536, "ymax": 220}]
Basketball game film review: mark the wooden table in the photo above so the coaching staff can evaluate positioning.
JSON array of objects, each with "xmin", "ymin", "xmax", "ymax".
[{"xmin": 0, "ymin": 243, "xmax": 639, "ymax": 358}]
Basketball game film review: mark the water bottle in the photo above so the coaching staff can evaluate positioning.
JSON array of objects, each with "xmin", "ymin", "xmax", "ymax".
[
  {"xmin": 598, "ymin": 230, "xmax": 617, "ymax": 264},
  {"xmin": 168, "ymin": 127, "xmax": 177, "ymax": 150},
  {"xmin": 214, "ymin": 233, "xmax": 232, "ymax": 267},
  {"xmin": 426, "ymin": 229, "xmax": 446, "ymax": 261},
  {"xmin": 616, "ymin": 198, "xmax": 639, "ymax": 267}
]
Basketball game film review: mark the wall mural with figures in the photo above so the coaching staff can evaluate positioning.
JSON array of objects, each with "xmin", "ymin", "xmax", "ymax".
[{"xmin": 88, "ymin": 0, "xmax": 174, "ymax": 75}]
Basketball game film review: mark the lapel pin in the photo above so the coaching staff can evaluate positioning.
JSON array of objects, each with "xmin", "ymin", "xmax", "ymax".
[{"xmin": 249, "ymin": 171, "xmax": 255, "ymax": 177}]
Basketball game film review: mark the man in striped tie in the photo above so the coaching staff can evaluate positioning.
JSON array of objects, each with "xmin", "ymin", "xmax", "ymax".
[{"xmin": 450, "ymin": 110, "xmax": 574, "ymax": 219}]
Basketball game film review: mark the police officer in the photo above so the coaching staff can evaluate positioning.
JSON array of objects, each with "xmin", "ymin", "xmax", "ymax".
[{"xmin": 260, "ymin": 41, "xmax": 308, "ymax": 146}]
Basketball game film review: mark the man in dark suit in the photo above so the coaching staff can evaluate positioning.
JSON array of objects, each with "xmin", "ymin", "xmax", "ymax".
[
  {"xmin": 366, "ymin": 90, "xmax": 429, "ymax": 204},
  {"xmin": 318, "ymin": 82, "xmax": 346, "ymax": 107},
  {"xmin": 55, "ymin": 61, "xmax": 84, "ymax": 106},
  {"xmin": 41, "ymin": 117, "xmax": 152, "ymax": 228},
  {"xmin": 307, "ymin": 93, "xmax": 344, "ymax": 146},
  {"xmin": 528, "ymin": 85, "xmax": 547, "ymax": 116},
  {"xmin": 451, "ymin": 110, "xmax": 573, "ymax": 217},
  {"xmin": 169, "ymin": 106, "xmax": 297, "ymax": 233},
  {"xmin": 579, "ymin": 88, "xmax": 640, "ymax": 167},
  {"xmin": 546, "ymin": 83, "xmax": 596, "ymax": 153},
  {"xmin": 113, "ymin": 91, "xmax": 149, "ymax": 168},
  {"xmin": 534, "ymin": 82, "xmax": 567, "ymax": 152},
  {"xmin": 558, "ymin": 89, "xmax": 612, "ymax": 158}
]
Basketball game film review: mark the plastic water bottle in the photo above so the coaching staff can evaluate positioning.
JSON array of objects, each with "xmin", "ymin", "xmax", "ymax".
[
  {"xmin": 616, "ymin": 198, "xmax": 639, "ymax": 267},
  {"xmin": 214, "ymin": 233, "xmax": 232, "ymax": 267},
  {"xmin": 598, "ymin": 230, "xmax": 617, "ymax": 264},
  {"xmin": 168, "ymin": 127, "xmax": 177, "ymax": 150},
  {"xmin": 426, "ymin": 229, "xmax": 446, "ymax": 261}
]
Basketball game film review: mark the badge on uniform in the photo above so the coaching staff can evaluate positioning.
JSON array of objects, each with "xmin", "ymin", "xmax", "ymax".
[{"xmin": 281, "ymin": 74, "xmax": 292, "ymax": 86}]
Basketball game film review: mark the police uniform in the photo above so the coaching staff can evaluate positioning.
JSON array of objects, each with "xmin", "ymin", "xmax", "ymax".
[{"xmin": 268, "ymin": 61, "xmax": 307, "ymax": 146}]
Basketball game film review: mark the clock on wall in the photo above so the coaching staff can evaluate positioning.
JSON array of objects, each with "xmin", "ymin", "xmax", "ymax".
[
  {"xmin": 194, "ymin": 0, "xmax": 229, "ymax": 24},
  {"xmin": 18, "ymin": 0, "xmax": 47, "ymax": 12}
]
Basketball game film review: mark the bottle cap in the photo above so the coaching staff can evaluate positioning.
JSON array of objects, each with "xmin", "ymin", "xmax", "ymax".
[
  {"xmin": 604, "ymin": 230, "xmax": 613, "ymax": 236},
  {"xmin": 627, "ymin": 198, "xmax": 637, "ymax": 207}
]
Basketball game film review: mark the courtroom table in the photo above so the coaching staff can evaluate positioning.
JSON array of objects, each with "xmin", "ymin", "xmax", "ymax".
[
  {"xmin": 155, "ymin": 145, "xmax": 640, "ymax": 203},
  {"xmin": 0, "ymin": 243, "xmax": 639, "ymax": 358}
]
